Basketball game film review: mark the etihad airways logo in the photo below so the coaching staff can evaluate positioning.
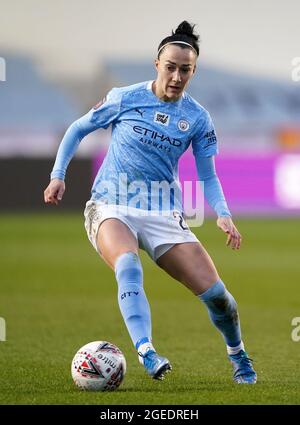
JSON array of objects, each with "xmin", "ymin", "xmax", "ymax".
[{"xmin": 133, "ymin": 125, "xmax": 182, "ymax": 147}]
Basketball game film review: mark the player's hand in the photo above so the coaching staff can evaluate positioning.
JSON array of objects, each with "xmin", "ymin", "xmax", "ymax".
[
  {"xmin": 44, "ymin": 178, "xmax": 65, "ymax": 205},
  {"xmin": 216, "ymin": 216, "xmax": 242, "ymax": 250}
]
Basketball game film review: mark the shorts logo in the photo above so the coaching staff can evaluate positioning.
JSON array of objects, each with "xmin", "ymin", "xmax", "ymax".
[
  {"xmin": 178, "ymin": 119, "xmax": 189, "ymax": 131},
  {"xmin": 87, "ymin": 204, "xmax": 102, "ymax": 238},
  {"xmin": 154, "ymin": 112, "xmax": 170, "ymax": 126},
  {"xmin": 88, "ymin": 204, "xmax": 102, "ymax": 224},
  {"xmin": 173, "ymin": 211, "xmax": 189, "ymax": 230}
]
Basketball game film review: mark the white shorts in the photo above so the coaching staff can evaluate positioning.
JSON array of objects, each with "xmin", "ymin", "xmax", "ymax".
[{"xmin": 84, "ymin": 201, "xmax": 199, "ymax": 262}]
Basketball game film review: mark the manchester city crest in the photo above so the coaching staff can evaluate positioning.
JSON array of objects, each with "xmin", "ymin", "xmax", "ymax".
[{"xmin": 178, "ymin": 119, "xmax": 190, "ymax": 131}]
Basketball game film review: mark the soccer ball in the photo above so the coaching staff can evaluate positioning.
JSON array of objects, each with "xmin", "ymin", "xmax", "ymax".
[{"xmin": 71, "ymin": 341, "xmax": 126, "ymax": 391}]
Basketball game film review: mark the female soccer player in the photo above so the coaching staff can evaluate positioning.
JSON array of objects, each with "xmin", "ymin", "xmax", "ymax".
[{"xmin": 44, "ymin": 21, "xmax": 257, "ymax": 384}]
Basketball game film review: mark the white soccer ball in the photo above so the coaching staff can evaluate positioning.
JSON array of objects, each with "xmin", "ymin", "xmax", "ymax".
[{"xmin": 71, "ymin": 341, "xmax": 126, "ymax": 391}]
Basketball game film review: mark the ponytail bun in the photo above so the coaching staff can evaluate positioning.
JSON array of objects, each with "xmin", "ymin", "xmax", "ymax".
[{"xmin": 173, "ymin": 21, "xmax": 199, "ymax": 42}]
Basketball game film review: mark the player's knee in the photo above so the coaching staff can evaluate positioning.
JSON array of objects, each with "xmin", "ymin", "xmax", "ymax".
[
  {"xmin": 199, "ymin": 280, "xmax": 238, "ymax": 316},
  {"xmin": 214, "ymin": 289, "xmax": 237, "ymax": 316}
]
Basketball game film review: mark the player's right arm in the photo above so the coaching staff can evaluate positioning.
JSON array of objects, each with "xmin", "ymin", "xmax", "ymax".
[
  {"xmin": 44, "ymin": 88, "xmax": 122, "ymax": 205},
  {"xmin": 43, "ymin": 115, "xmax": 98, "ymax": 205},
  {"xmin": 44, "ymin": 178, "xmax": 66, "ymax": 205}
]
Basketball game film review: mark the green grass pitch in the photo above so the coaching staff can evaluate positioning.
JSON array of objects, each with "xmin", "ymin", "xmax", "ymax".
[{"xmin": 1, "ymin": 212, "xmax": 300, "ymax": 405}]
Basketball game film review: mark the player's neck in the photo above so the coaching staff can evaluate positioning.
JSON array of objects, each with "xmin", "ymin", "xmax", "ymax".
[{"xmin": 152, "ymin": 80, "xmax": 182, "ymax": 103}]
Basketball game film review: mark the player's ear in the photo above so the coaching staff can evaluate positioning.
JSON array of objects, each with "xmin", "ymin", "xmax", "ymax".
[
  {"xmin": 192, "ymin": 64, "xmax": 197, "ymax": 74},
  {"xmin": 155, "ymin": 58, "xmax": 160, "ymax": 71}
]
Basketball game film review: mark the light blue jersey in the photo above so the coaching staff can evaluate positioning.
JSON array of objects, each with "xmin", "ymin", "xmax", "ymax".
[{"xmin": 51, "ymin": 81, "xmax": 230, "ymax": 215}]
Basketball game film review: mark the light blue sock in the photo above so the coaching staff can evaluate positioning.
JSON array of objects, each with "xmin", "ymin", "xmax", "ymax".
[
  {"xmin": 115, "ymin": 252, "xmax": 152, "ymax": 348},
  {"xmin": 198, "ymin": 280, "xmax": 242, "ymax": 348}
]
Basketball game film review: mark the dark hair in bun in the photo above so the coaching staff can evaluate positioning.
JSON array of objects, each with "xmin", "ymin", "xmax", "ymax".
[{"xmin": 158, "ymin": 21, "xmax": 200, "ymax": 58}]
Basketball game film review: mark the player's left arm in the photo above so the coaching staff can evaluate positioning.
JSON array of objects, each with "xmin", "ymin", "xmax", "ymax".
[
  {"xmin": 216, "ymin": 215, "xmax": 242, "ymax": 250},
  {"xmin": 192, "ymin": 111, "xmax": 241, "ymax": 250},
  {"xmin": 195, "ymin": 155, "xmax": 242, "ymax": 250}
]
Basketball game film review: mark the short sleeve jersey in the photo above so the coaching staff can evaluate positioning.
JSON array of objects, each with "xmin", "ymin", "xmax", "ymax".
[{"xmin": 88, "ymin": 81, "xmax": 218, "ymax": 211}]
